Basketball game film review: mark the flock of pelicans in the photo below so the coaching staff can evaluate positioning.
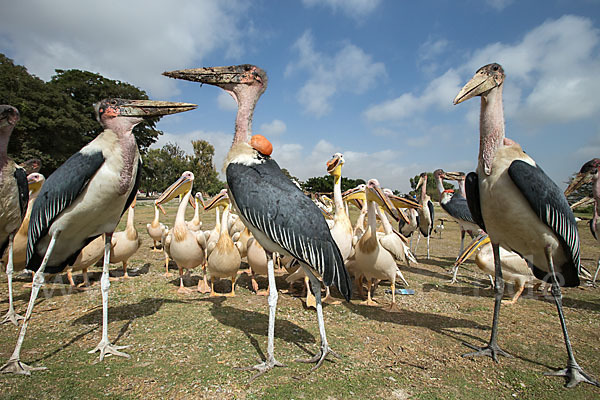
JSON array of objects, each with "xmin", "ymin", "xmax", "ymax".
[{"xmin": 0, "ymin": 62, "xmax": 599, "ymax": 390}]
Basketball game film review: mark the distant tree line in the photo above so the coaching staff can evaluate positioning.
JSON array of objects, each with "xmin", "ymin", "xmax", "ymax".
[{"xmin": 0, "ymin": 53, "xmax": 223, "ymax": 195}]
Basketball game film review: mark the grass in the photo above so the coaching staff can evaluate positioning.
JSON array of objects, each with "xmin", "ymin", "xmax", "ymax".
[{"xmin": 0, "ymin": 199, "xmax": 599, "ymax": 399}]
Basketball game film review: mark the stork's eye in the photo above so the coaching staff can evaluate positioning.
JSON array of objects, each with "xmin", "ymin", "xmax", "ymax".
[
  {"xmin": 492, "ymin": 65, "xmax": 499, "ymax": 71},
  {"xmin": 110, "ymin": 100, "xmax": 117, "ymax": 105}
]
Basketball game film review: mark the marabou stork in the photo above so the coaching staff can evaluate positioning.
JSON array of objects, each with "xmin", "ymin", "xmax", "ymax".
[
  {"xmin": 565, "ymin": 158, "xmax": 600, "ymax": 283},
  {"xmin": 454, "ymin": 63, "xmax": 598, "ymax": 387},
  {"xmin": 163, "ymin": 64, "xmax": 352, "ymax": 377},
  {"xmin": 0, "ymin": 105, "xmax": 28, "ymax": 326},
  {"xmin": 0, "ymin": 99, "xmax": 195, "ymax": 375},
  {"xmin": 414, "ymin": 173, "xmax": 434, "ymax": 259}
]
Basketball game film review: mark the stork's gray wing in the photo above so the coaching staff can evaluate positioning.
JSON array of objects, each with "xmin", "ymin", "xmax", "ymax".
[
  {"xmin": 508, "ymin": 160, "xmax": 580, "ymax": 287},
  {"xmin": 26, "ymin": 150, "xmax": 105, "ymax": 271},
  {"xmin": 227, "ymin": 159, "xmax": 352, "ymax": 301},
  {"xmin": 443, "ymin": 193, "xmax": 476, "ymax": 224},
  {"xmin": 465, "ymin": 172, "xmax": 486, "ymax": 232}
]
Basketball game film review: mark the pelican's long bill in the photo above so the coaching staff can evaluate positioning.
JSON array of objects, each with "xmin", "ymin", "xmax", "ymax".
[
  {"xmin": 204, "ymin": 189, "xmax": 229, "ymax": 211},
  {"xmin": 156, "ymin": 174, "xmax": 194, "ymax": 207},
  {"xmin": 454, "ymin": 233, "xmax": 490, "ymax": 267},
  {"xmin": 366, "ymin": 179, "xmax": 406, "ymax": 224}
]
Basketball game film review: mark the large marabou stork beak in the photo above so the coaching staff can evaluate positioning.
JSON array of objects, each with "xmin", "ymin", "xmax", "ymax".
[
  {"xmin": 204, "ymin": 190, "xmax": 229, "ymax": 211},
  {"xmin": 415, "ymin": 175, "xmax": 425, "ymax": 190},
  {"xmin": 115, "ymin": 99, "xmax": 197, "ymax": 117},
  {"xmin": 564, "ymin": 172, "xmax": 593, "ymax": 196},
  {"xmin": 156, "ymin": 173, "xmax": 194, "ymax": 206},
  {"xmin": 366, "ymin": 179, "xmax": 407, "ymax": 224},
  {"xmin": 443, "ymin": 171, "xmax": 465, "ymax": 181},
  {"xmin": 163, "ymin": 64, "xmax": 263, "ymax": 88},
  {"xmin": 454, "ymin": 67, "xmax": 500, "ymax": 105},
  {"xmin": 454, "ymin": 233, "xmax": 490, "ymax": 266}
]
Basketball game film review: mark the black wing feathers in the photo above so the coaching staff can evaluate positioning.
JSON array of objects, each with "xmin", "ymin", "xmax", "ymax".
[
  {"xmin": 508, "ymin": 160, "xmax": 580, "ymax": 287},
  {"xmin": 465, "ymin": 172, "xmax": 486, "ymax": 232},
  {"xmin": 227, "ymin": 159, "xmax": 352, "ymax": 301},
  {"xmin": 26, "ymin": 151, "xmax": 105, "ymax": 270},
  {"xmin": 15, "ymin": 166, "xmax": 29, "ymax": 219}
]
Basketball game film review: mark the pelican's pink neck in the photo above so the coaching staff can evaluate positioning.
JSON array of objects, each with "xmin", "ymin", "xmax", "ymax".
[{"xmin": 479, "ymin": 85, "xmax": 505, "ymax": 176}]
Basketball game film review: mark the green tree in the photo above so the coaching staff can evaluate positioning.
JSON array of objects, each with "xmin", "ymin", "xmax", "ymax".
[
  {"xmin": 302, "ymin": 175, "xmax": 366, "ymax": 193},
  {"xmin": 0, "ymin": 54, "xmax": 164, "ymax": 176},
  {"xmin": 188, "ymin": 140, "xmax": 225, "ymax": 195}
]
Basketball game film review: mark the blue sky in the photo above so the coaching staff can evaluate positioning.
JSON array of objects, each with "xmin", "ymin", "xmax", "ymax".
[{"xmin": 1, "ymin": 0, "xmax": 599, "ymax": 192}]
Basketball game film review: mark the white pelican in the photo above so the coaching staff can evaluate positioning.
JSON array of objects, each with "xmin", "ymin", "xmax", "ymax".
[
  {"xmin": 109, "ymin": 198, "xmax": 141, "ymax": 279},
  {"xmin": 156, "ymin": 171, "xmax": 206, "ymax": 294},
  {"xmin": 186, "ymin": 192, "xmax": 204, "ymax": 232}
]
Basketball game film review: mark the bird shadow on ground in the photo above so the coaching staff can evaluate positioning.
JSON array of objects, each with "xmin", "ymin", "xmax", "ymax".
[
  {"xmin": 197, "ymin": 296, "xmax": 316, "ymax": 363},
  {"xmin": 421, "ymin": 282, "xmax": 600, "ymax": 312}
]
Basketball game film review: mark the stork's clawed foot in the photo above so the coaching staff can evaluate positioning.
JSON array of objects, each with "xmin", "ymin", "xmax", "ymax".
[
  {"xmin": 462, "ymin": 342, "xmax": 512, "ymax": 362},
  {"xmin": 0, "ymin": 358, "xmax": 47, "ymax": 375},
  {"xmin": 544, "ymin": 362, "xmax": 600, "ymax": 388},
  {"xmin": 236, "ymin": 358, "xmax": 285, "ymax": 382},
  {"xmin": 88, "ymin": 340, "xmax": 131, "ymax": 361},
  {"xmin": 296, "ymin": 343, "xmax": 341, "ymax": 370},
  {"xmin": 0, "ymin": 309, "xmax": 24, "ymax": 326}
]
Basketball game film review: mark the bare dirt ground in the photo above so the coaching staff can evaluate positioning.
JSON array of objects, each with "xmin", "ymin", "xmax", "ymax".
[{"xmin": 0, "ymin": 199, "xmax": 598, "ymax": 399}]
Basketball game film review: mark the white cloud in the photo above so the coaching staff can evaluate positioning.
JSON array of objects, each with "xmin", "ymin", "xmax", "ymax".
[
  {"xmin": 259, "ymin": 119, "xmax": 287, "ymax": 137},
  {"xmin": 287, "ymin": 30, "xmax": 386, "ymax": 117},
  {"xmin": 485, "ymin": 0, "xmax": 514, "ymax": 11},
  {"xmin": 0, "ymin": 0, "xmax": 251, "ymax": 98},
  {"xmin": 301, "ymin": 0, "xmax": 381, "ymax": 19},
  {"xmin": 366, "ymin": 15, "xmax": 600, "ymax": 131},
  {"xmin": 364, "ymin": 69, "xmax": 461, "ymax": 121}
]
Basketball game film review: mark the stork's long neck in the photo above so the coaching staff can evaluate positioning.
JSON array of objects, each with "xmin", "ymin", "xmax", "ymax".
[
  {"xmin": 231, "ymin": 86, "xmax": 262, "ymax": 145},
  {"xmin": 479, "ymin": 85, "xmax": 505, "ymax": 176},
  {"xmin": 435, "ymin": 175, "xmax": 445, "ymax": 201},
  {"xmin": 0, "ymin": 128, "xmax": 11, "ymax": 170},
  {"xmin": 420, "ymin": 177, "xmax": 428, "ymax": 202},
  {"xmin": 457, "ymin": 179, "xmax": 466, "ymax": 198}
]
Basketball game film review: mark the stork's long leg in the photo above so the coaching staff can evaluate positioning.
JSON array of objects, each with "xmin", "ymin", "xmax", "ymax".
[
  {"xmin": 237, "ymin": 258, "xmax": 284, "ymax": 381},
  {"xmin": 0, "ymin": 232, "xmax": 61, "ymax": 374},
  {"xmin": 458, "ymin": 229, "xmax": 466, "ymax": 260},
  {"xmin": 1, "ymin": 234, "xmax": 24, "ymax": 325},
  {"xmin": 296, "ymin": 266, "xmax": 341, "ymax": 370},
  {"xmin": 426, "ymin": 234, "xmax": 430, "ymax": 259},
  {"xmin": 543, "ymin": 247, "xmax": 599, "ymax": 387},
  {"xmin": 593, "ymin": 257, "xmax": 600, "ymax": 285},
  {"xmin": 88, "ymin": 233, "xmax": 130, "ymax": 361},
  {"xmin": 462, "ymin": 243, "xmax": 512, "ymax": 361}
]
